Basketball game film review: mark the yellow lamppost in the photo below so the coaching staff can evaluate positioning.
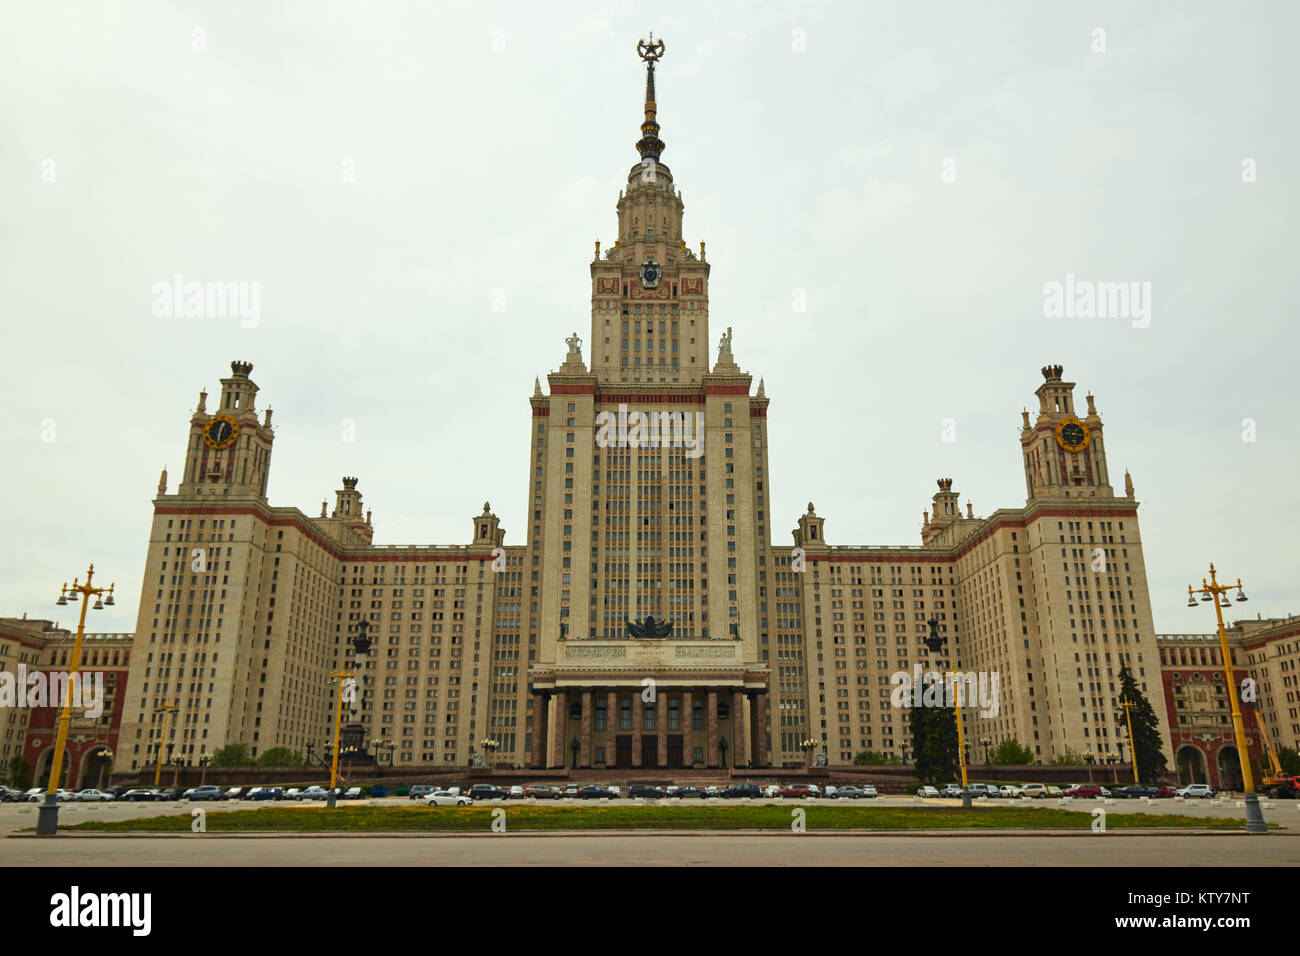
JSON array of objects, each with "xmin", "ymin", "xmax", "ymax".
[
  {"xmin": 947, "ymin": 670, "xmax": 970, "ymax": 799},
  {"xmin": 38, "ymin": 564, "xmax": 114, "ymax": 836},
  {"xmin": 326, "ymin": 668, "xmax": 354, "ymax": 808},
  {"xmin": 153, "ymin": 701, "xmax": 178, "ymax": 788},
  {"xmin": 1118, "ymin": 696, "xmax": 1140, "ymax": 785},
  {"xmin": 1186, "ymin": 563, "xmax": 1265, "ymax": 833}
]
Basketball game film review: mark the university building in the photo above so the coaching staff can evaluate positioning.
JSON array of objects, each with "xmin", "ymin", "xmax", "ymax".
[
  {"xmin": 116, "ymin": 39, "xmax": 1175, "ymax": 774},
  {"xmin": 1156, "ymin": 615, "xmax": 1300, "ymax": 786}
]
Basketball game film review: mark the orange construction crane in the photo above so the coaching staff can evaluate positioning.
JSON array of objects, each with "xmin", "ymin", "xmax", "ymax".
[{"xmin": 1253, "ymin": 706, "xmax": 1297, "ymax": 799}]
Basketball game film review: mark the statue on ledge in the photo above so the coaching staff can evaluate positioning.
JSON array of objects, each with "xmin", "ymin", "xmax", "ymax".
[{"xmin": 626, "ymin": 614, "xmax": 673, "ymax": 639}]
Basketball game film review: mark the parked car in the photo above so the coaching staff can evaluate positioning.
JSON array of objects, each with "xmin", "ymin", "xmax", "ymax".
[
  {"xmin": 0, "ymin": 786, "xmax": 24, "ymax": 802},
  {"xmin": 74, "ymin": 789, "xmax": 115, "ymax": 802},
  {"xmin": 426, "ymin": 790, "xmax": 473, "ymax": 807},
  {"xmin": 1152, "ymin": 786, "xmax": 1177, "ymax": 798},
  {"xmin": 704, "ymin": 786, "xmax": 720, "ymax": 797},
  {"xmin": 1045, "ymin": 785, "xmax": 1065, "ymax": 798},
  {"xmin": 1099, "ymin": 787, "xmax": 1113, "ymax": 798},
  {"xmin": 182, "ymin": 785, "xmax": 225, "ymax": 800},
  {"xmin": 628, "ymin": 784, "xmax": 667, "ymax": 799},
  {"xmin": 342, "ymin": 787, "xmax": 363, "ymax": 799},
  {"xmin": 916, "ymin": 785, "xmax": 940, "ymax": 798},
  {"xmin": 470, "ymin": 784, "xmax": 509, "ymax": 801},
  {"xmin": 823, "ymin": 785, "xmax": 838, "ymax": 799},
  {"xmin": 721, "ymin": 784, "xmax": 762, "ymax": 799},
  {"xmin": 526, "ymin": 785, "xmax": 561, "ymax": 799},
  {"xmin": 101, "ymin": 786, "xmax": 129, "ymax": 800},
  {"xmin": 1021, "ymin": 784, "xmax": 1048, "ymax": 799},
  {"xmin": 248, "ymin": 787, "xmax": 283, "ymax": 801},
  {"xmin": 862, "ymin": 785, "xmax": 879, "ymax": 798},
  {"xmin": 1115, "ymin": 785, "xmax": 1157, "ymax": 799},
  {"xmin": 671, "ymin": 786, "xmax": 704, "ymax": 799},
  {"xmin": 282, "ymin": 788, "xmax": 304, "ymax": 800},
  {"xmin": 507, "ymin": 786, "xmax": 526, "ymax": 800},
  {"xmin": 764, "ymin": 785, "xmax": 781, "ymax": 798},
  {"xmin": 222, "ymin": 787, "xmax": 244, "ymax": 800},
  {"xmin": 939, "ymin": 784, "xmax": 964, "ymax": 798},
  {"xmin": 999, "ymin": 784, "xmax": 1025, "ymax": 799},
  {"xmin": 829, "ymin": 786, "xmax": 866, "ymax": 799},
  {"xmin": 1178, "ymin": 783, "xmax": 1214, "ymax": 799},
  {"xmin": 563, "ymin": 784, "xmax": 580, "ymax": 797},
  {"xmin": 577, "ymin": 785, "xmax": 615, "ymax": 800},
  {"xmin": 776, "ymin": 784, "xmax": 817, "ymax": 799},
  {"xmin": 300, "ymin": 786, "xmax": 330, "ymax": 800},
  {"xmin": 409, "ymin": 785, "xmax": 436, "ymax": 800},
  {"xmin": 607, "ymin": 786, "xmax": 621, "ymax": 798},
  {"xmin": 963, "ymin": 784, "xmax": 997, "ymax": 798},
  {"xmin": 370, "ymin": 786, "xmax": 389, "ymax": 798},
  {"xmin": 120, "ymin": 788, "xmax": 160, "ymax": 802},
  {"xmin": 1063, "ymin": 785, "xmax": 1103, "ymax": 798}
]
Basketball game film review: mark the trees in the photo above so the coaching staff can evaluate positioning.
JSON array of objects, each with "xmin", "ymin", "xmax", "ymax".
[
  {"xmin": 909, "ymin": 700, "xmax": 959, "ymax": 784},
  {"xmin": 256, "ymin": 747, "xmax": 302, "ymax": 767},
  {"xmin": 1052, "ymin": 749, "xmax": 1087, "ymax": 765},
  {"xmin": 1118, "ymin": 665, "xmax": 1169, "ymax": 785},
  {"xmin": 853, "ymin": 750, "xmax": 903, "ymax": 766},
  {"xmin": 991, "ymin": 739, "xmax": 1035, "ymax": 765},
  {"xmin": 210, "ymin": 744, "xmax": 252, "ymax": 767},
  {"xmin": 4, "ymin": 756, "xmax": 32, "ymax": 789}
]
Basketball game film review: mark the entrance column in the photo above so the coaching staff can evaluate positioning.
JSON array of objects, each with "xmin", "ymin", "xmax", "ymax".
[
  {"xmin": 551, "ymin": 691, "xmax": 568, "ymax": 769},
  {"xmin": 531, "ymin": 693, "xmax": 548, "ymax": 768},
  {"xmin": 733, "ymin": 689, "xmax": 748, "ymax": 768},
  {"xmin": 580, "ymin": 688, "xmax": 593, "ymax": 768},
  {"xmin": 606, "ymin": 689, "xmax": 618, "ymax": 768},
  {"xmin": 752, "ymin": 692, "xmax": 769, "ymax": 767},
  {"xmin": 681, "ymin": 689, "xmax": 694, "ymax": 767},
  {"xmin": 707, "ymin": 689, "xmax": 719, "ymax": 768},
  {"xmin": 631, "ymin": 691, "xmax": 643, "ymax": 768},
  {"xmin": 657, "ymin": 691, "xmax": 669, "ymax": 768}
]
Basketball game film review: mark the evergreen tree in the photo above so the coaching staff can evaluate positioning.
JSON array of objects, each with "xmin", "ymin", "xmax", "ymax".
[
  {"xmin": 991, "ymin": 738, "xmax": 1035, "ymax": 765},
  {"xmin": 909, "ymin": 693, "xmax": 959, "ymax": 784},
  {"xmin": 1118, "ymin": 665, "xmax": 1168, "ymax": 784}
]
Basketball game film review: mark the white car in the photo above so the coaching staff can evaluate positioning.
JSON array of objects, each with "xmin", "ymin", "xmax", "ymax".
[
  {"xmin": 282, "ymin": 788, "xmax": 304, "ymax": 800},
  {"xmin": 74, "ymin": 789, "xmax": 115, "ymax": 802},
  {"xmin": 999, "ymin": 785, "xmax": 1024, "ymax": 799},
  {"xmin": 426, "ymin": 790, "xmax": 472, "ymax": 807},
  {"xmin": 861, "ymin": 784, "xmax": 878, "ymax": 798},
  {"xmin": 508, "ymin": 785, "xmax": 526, "ymax": 799},
  {"xmin": 299, "ymin": 786, "xmax": 330, "ymax": 800},
  {"xmin": 704, "ymin": 786, "xmax": 719, "ymax": 797},
  {"xmin": 27, "ymin": 789, "xmax": 73, "ymax": 802},
  {"xmin": 607, "ymin": 786, "xmax": 621, "ymax": 798},
  {"xmin": 916, "ymin": 785, "xmax": 940, "ymax": 798},
  {"xmin": 1178, "ymin": 783, "xmax": 1214, "ymax": 799},
  {"xmin": 764, "ymin": 785, "xmax": 781, "ymax": 798}
]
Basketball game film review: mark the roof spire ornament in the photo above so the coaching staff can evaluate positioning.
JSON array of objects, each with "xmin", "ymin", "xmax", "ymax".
[{"xmin": 635, "ymin": 33, "xmax": 666, "ymax": 163}]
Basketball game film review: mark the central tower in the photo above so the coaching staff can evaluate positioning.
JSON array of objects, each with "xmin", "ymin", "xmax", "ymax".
[{"xmin": 589, "ymin": 36, "xmax": 712, "ymax": 384}]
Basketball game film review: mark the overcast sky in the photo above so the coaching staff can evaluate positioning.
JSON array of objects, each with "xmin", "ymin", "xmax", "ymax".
[{"xmin": 2, "ymin": 0, "xmax": 1297, "ymax": 636}]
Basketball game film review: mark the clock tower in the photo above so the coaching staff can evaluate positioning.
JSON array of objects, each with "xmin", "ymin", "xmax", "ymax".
[
  {"xmin": 1020, "ymin": 364, "xmax": 1113, "ymax": 500},
  {"xmin": 588, "ymin": 35, "xmax": 711, "ymax": 384},
  {"xmin": 178, "ymin": 360, "xmax": 275, "ymax": 499}
]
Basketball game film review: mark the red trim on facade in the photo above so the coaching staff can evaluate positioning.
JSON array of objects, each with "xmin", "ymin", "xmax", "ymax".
[{"xmin": 703, "ymin": 385, "xmax": 750, "ymax": 396}]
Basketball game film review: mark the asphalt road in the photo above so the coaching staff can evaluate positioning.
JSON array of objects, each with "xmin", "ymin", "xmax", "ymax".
[{"xmin": 4, "ymin": 831, "xmax": 1298, "ymax": 866}]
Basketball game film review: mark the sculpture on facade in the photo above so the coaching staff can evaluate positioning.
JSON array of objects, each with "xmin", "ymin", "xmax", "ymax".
[{"xmin": 626, "ymin": 614, "xmax": 674, "ymax": 638}]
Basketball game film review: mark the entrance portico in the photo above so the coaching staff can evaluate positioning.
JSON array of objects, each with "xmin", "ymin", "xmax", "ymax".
[{"xmin": 529, "ymin": 638, "xmax": 770, "ymax": 770}]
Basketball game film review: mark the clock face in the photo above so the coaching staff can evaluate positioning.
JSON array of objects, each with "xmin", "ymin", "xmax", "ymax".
[
  {"xmin": 639, "ymin": 259, "xmax": 660, "ymax": 288},
  {"xmin": 1055, "ymin": 417, "xmax": 1090, "ymax": 451},
  {"xmin": 203, "ymin": 415, "xmax": 239, "ymax": 449}
]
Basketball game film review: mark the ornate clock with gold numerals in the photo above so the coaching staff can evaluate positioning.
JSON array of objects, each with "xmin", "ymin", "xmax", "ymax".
[
  {"xmin": 1054, "ymin": 417, "xmax": 1091, "ymax": 452},
  {"xmin": 202, "ymin": 414, "xmax": 240, "ymax": 450}
]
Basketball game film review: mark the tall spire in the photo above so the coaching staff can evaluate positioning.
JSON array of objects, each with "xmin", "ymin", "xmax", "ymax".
[{"xmin": 635, "ymin": 34, "xmax": 666, "ymax": 163}]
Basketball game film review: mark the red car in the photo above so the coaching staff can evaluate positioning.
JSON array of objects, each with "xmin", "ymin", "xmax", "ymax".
[
  {"xmin": 776, "ymin": 784, "xmax": 818, "ymax": 799},
  {"xmin": 1063, "ymin": 785, "xmax": 1103, "ymax": 798}
]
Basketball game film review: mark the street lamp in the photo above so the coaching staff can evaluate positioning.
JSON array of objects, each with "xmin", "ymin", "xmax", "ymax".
[
  {"xmin": 97, "ymin": 748, "xmax": 114, "ymax": 790},
  {"xmin": 1186, "ymin": 563, "xmax": 1266, "ymax": 834},
  {"xmin": 1116, "ymin": 698, "xmax": 1139, "ymax": 785},
  {"xmin": 569, "ymin": 737, "xmax": 579, "ymax": 769},
  {"xmin": 198, "ymin": 749, "xmax": 212, "ymax": 787},
  {"xmin": 39, "ymin": 565, "xmax": 114, "ymax": 837},
  {"xmin": 719, "ymin": 738, "xmax": 729, "ymax": 769},
  {"xmin": 799, "ymin": 737, "xmax": 817, "ymax": 768},
  {"xmin": 980, "ymin": 736, "xmax": 992, "ymax": 765}
]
